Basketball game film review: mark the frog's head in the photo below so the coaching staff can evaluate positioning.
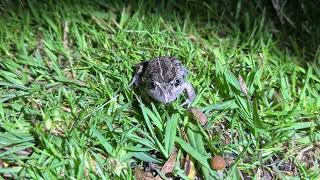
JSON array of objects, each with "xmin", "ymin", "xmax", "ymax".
[{"xmin": 143, "ymin": 68, "xmax": 188, "ymax": 104}]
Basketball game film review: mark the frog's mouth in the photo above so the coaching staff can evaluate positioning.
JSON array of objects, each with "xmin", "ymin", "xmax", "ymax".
[
  {"xmin": 147, "ymin": 85, "xmax": 183, "ymax": 104},
  {"xmin": 147, "ymin": 91, "xmax": 176, "ymax": 104}
]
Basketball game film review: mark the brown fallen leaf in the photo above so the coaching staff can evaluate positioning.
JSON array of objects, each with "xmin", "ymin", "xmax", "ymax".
[
  {"xmin": 155, "ymin": 148, "xmax": 177, "ymax": 180},
  {"xmin": 184, "ymin": 155, "xmax": 196, "ymax": 180},
  {"xmin": 238, "ymin": 75, "xmax": 249, "ymax": 98},
  {"xmin": 63, "ymin": 20, "xmax": 69, "ymax": 50},
  {"xmin": 188, "ymin": 107, "xmax": 208, "ymax": 126}
]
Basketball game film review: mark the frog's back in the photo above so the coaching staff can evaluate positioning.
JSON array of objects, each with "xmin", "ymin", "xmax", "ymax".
[{"xmin": 144, "ymin": 56, "xmax": 183, "ymax": 83}]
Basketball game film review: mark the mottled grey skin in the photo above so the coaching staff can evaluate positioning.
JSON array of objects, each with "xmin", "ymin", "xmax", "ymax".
[{"xmin": 130, "ymin": 56, "xmax": 196, "ymax": 106}]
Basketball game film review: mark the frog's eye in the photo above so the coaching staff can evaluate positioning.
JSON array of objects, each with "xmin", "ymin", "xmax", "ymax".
[
  {"xmin": 174, "ymin": 78, "xmax": 181, "ymax": 87},
  {"xmin": 148, "ymin": 81, "xmax": 156, "ymax": 89}
]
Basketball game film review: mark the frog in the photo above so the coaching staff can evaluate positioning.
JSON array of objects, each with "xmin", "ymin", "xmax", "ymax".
[{"xmin": 129, "ymin": 56, "xmax": 196, "ymax": 106}]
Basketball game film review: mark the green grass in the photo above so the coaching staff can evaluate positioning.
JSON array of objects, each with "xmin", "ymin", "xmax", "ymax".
[{"xmin": 0, "ymin": 0, "xmax": 319, "ymax": 179}]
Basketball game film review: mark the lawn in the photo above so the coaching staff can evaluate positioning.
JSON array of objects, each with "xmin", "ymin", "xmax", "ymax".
[{"xmin": 0, "ymin": 0, "xmax": 319, "ymax": 179}]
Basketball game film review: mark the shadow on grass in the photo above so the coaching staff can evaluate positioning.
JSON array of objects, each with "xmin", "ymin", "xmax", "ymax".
[{"xmin": 1, "ymin": 0, "xmax": 319, "ymax": 62}]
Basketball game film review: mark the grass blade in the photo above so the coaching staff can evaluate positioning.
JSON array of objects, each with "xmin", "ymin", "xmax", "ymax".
[
  {"xmin": 91, "ymin": 127, "xmax": 114, "ymax": 157},
  {"xmin": 164, "ymin": 113, "xmax": 179, "ymax": 155}
]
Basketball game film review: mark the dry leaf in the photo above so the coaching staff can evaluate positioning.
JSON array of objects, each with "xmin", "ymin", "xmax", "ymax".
[
  {"xmin": 63, "ymin": 21, "xmax": 69, "ymax": 50},
  {"xmin": 184, "ymin": 155, "xmax": 196, "ymax": 180},
  {"xmin": 155, "ymin": 148, "xmax": 177, "ymax": 180},
  {"xmin": 238, "ymin": 75, "xmax": 249, "ymax": 98},
  {"xmin": 188, "ymin": 107, "xmax": 208, "ymax": 126},
  {"xmin": 62, "ymin": 106, "xmax": 72, "ymax": 113},
  {"xmin": 258, "ymin": 53, "xmax": 265, "ymax": 62},
  {"xmin": 161, "ymin": 148, "xmax": 177, "ymax": 174}
]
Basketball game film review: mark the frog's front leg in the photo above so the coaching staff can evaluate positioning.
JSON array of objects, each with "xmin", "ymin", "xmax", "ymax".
[
  {"xmin": 129, "ymin": 63, "xmax": 144, "ymax": 87},
  {"xmin": 181, "ymin": 82, "xmax": 196, "ymax": 107}
]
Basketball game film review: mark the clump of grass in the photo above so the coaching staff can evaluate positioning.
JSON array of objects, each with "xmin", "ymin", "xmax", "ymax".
[{"xmin": 0, "ymin": 0, "xmax": 319, "ymax": 179}]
